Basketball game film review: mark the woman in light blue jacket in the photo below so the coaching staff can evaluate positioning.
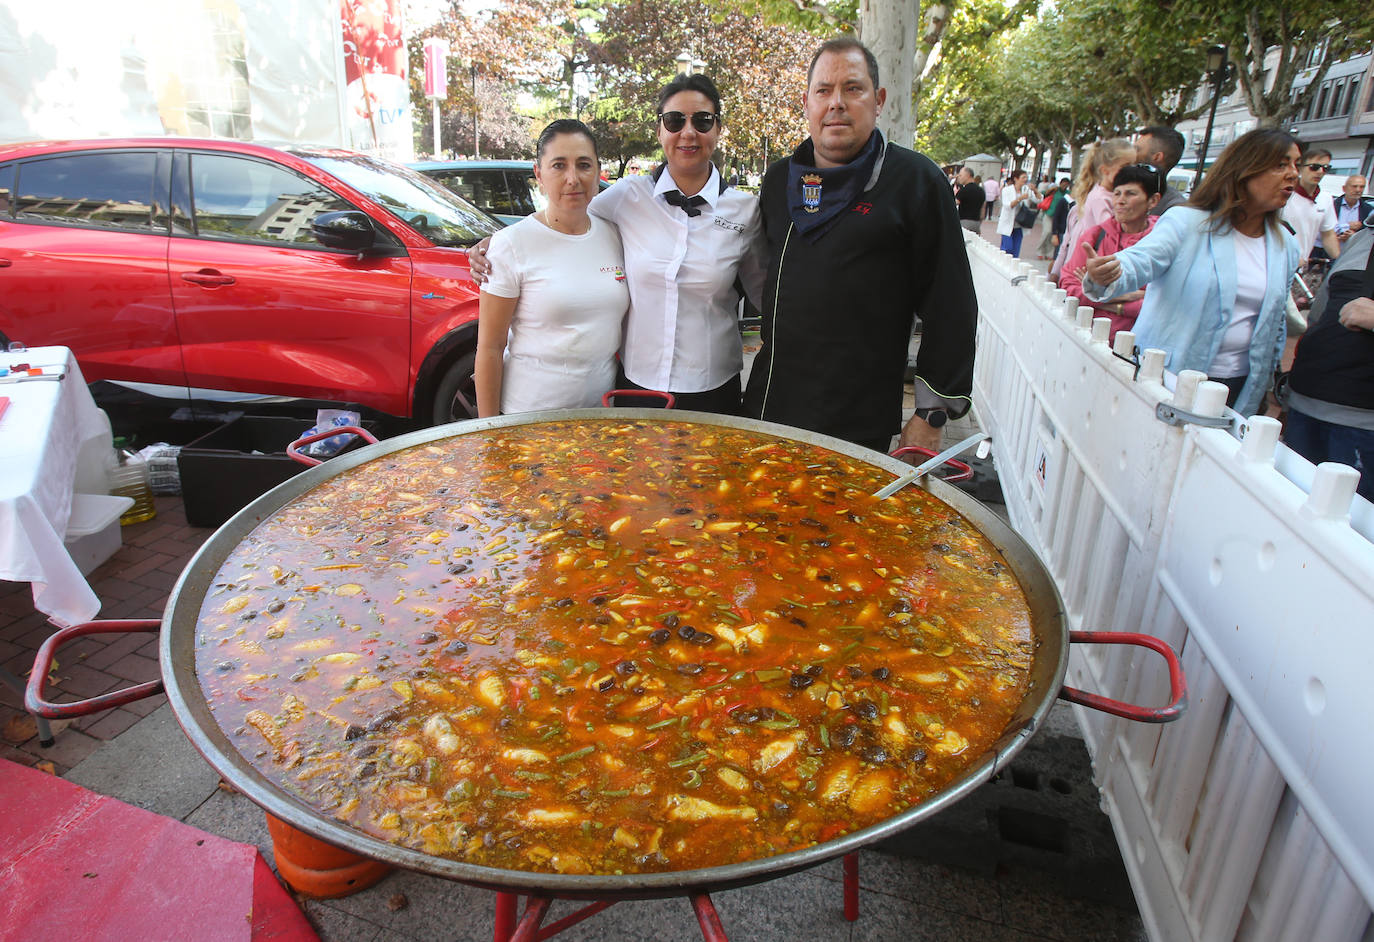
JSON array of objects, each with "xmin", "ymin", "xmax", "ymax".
[{"xmin": 1081, "ymin": 130, "xmax": 1302, "ymax": 415}]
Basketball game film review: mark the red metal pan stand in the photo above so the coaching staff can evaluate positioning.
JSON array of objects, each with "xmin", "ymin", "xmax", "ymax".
[{"xmin": 491, "ymin": 851, "xmax": 860, "ymax": 942}]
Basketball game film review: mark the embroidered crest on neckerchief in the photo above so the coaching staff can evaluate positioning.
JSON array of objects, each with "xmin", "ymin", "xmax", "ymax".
[{"xmin": 801, "ymin": 173, "xmax": 823, "ymax": 214}]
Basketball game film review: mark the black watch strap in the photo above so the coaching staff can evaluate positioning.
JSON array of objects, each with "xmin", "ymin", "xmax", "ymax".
[{"xmin": 914, "ymin": 407, "xmax": 948, "ymax": 428}]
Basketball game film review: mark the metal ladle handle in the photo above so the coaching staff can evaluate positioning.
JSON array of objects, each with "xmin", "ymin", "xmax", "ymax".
[{"xmin": 873, "ymin": 432, "xmax": 989, "ymax": 499}]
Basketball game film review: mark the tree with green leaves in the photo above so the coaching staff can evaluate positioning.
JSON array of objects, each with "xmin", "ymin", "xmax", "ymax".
[
  {"xmin": 594, "ymin": 0, "xmax": 815, "ymax": 170},
  {"xmin": 1184, "ymin": 2, "xmax": 1374, "ymax": 129}
]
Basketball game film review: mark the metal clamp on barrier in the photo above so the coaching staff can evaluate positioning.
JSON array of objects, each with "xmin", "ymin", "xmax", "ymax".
[{"xmin": 1154, "ymin": 401, "xmax": 1231, "ymax": 428}]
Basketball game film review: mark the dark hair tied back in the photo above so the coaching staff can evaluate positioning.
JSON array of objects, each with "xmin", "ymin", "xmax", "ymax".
[
  {"xmin": 657, "ymin": 74, "xmax": 722, "ymax": 116},
  {"xmin": 536, "ymin": 119, "xmax": 599, "ymax": 162}
]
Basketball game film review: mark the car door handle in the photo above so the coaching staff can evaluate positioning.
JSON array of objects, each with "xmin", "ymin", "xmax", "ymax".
[
  {"xmin": 180, "ymin": 270, "xmax": 236, "ymax": 287},
  {"xmin": 0, "ymin": 258, "xmax": 12, "ymax": 268}
]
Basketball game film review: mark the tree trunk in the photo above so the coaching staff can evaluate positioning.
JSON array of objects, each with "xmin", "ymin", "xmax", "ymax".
[{"xmin": 858, "ymin": 0, "xmax": 919, "ymax": 149}]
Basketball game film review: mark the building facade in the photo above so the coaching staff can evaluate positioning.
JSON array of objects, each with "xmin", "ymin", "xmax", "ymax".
[{"xmin": 1173, "ymin": 45, "xmax": 1373, "ymax": 199}]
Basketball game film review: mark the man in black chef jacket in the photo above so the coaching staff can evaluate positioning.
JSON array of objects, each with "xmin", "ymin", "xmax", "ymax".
[{"xmin": 743, "ymin": 38, "xmax": 977, "ymax": 453}]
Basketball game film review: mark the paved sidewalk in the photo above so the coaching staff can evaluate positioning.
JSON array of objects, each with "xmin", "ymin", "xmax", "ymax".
[{"xmin": 2, "ymin": 419, "xmax": 1145, "ymax": 940}]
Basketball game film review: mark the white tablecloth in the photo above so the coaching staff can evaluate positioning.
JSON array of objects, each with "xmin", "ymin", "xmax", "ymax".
[{"xmin": 0, "ymin": 347, "xmax": 114, "ymax": 625}]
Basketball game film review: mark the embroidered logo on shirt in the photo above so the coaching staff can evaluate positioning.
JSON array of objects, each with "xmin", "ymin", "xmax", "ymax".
[
  {"xmin": 601, "ymin": 266, "xmax": 626, "ymax": 281},
  {"xmin": 713, "ymin": 217, "xmax": 744, "ymax": 233},
  {"xmin": 853, "ymin": 202, "xmax": 872, "ymax": 215},
  {"xmin": 802, "ymin": 173, "xmax": 823, "ymax": 214}
]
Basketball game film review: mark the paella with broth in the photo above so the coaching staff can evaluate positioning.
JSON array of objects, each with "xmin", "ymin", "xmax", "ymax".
[{"xmin": 196, "ymin": 419, "xmax": 1033, "ymax": 875}]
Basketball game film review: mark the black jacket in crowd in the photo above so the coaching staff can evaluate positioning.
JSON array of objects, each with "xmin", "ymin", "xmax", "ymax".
[{"xmin": 1289, "ymin": 227, "xmax": 1374, "ymax": 410}]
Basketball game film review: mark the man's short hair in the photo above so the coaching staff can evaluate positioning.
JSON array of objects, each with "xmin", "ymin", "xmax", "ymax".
[
  {"xmin": 1302, "ymin": 146, "xmax": 1333, "ymax": 162},
  {"xmin": 807, "ymin": 37, "xmax": 880, "ymax": 90},
  {"xmin": 1114, "ymin": 163, "xmax": 1161, "ymax": 197},
  {"xmin": 1140, "ymin": 126, "xmax": 1185, "ymax": 171}
]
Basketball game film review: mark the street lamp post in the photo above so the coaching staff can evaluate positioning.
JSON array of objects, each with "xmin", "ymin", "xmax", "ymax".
[
  {"xmin": 1192, "ymin": 44, "xmax": 1230, "ymax": 191},
  {"xmin": 471, "ymin": 64, "xmax": 480, "ymax": 159},
  {"xmin": 675, "ymin": 52, "xmax": 707, "ymax": 77}
]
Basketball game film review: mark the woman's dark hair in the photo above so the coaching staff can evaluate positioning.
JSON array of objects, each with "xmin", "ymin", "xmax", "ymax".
[
  {"xmin": 535, "ymin": 119, "xmax": 598, "ymax": 162},
  {"xmin": 1189, "ymin": 128, "xmax": 1299, "ymax": 233},
  {"xmin": 1113, "ymin": 163, "xmax": 1161, "ymax": 198},
  {"xmin": 656, "ymin": 74, "xmax": 722, "ymax": 116},
  {"xmin": 1008, "ymin": 169, "xmax": 1027, "ymax": 185}
]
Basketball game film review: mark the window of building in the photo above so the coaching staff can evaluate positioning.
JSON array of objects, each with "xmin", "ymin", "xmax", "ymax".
[
  {"xmin": 1337, "ymin": 78, "xmax": 1359, "ymax": 116},
  {"xmin": 13, "ymin": 152, "xmax": 159, "ymax": 231},
  {"xmin": 1314, "ymin": 82, "xmax": 1331, "ymax": 120},
  {"xmin": 187, "ymin": 154, "xmax": 353, "ymax": 246},
  {"xmin": 1327, "ymin": 79, "xmax": 1345, "ymax": 118}
]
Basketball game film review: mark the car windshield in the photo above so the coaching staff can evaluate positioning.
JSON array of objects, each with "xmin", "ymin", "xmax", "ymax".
[{"xmin": 299, "ymin": 153, "xmax": 502, "ymax": 246}]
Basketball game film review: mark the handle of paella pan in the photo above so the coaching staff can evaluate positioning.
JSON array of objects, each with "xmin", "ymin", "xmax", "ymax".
[
  {"xmin": 287, "ymin": 425, "xmax": 379, "ymax": 467},
  {"xmin": 1059, "ymin": 631, "xmax": 1188, "ymax": 723},
  {"xmin": 25, "ymin": 620, "xmax": 163, "ymax": 718},
  {"xmin": 871, "ymin": 432, "xmax": 987, "ymax": 500},
  {"xmin": 600, "ymin": 389, "xmax": 677, "ymax": 409}
]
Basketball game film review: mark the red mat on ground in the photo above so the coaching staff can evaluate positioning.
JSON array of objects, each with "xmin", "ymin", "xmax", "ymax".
[{"xmin": 0, "ymin": 759, "xmax": 318, "ymax": 941}]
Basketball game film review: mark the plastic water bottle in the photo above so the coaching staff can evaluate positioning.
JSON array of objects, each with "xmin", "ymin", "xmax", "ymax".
[{"xmin": 111, "ymin": 448, "xmax": 157, "ymax": 525}]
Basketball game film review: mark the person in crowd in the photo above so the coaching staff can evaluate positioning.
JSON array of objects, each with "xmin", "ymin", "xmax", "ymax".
[
  {"xmin": 1050, "ymin": 176, "xmax": 1072, "ymax": 257},
  {"xmin": 996, "ymin": 169, "xmax": 1039, "ymax": 258},
  {"xmin": 954, "ymin": 165, "xmax": 986, "ymax": 234},
  {"xmin": 983, "ymin": 174, "xmax": 1001, "ymax": 220},
  {"xmin": 1333, "ymin": 174, "xmax": 1372, "ymax": 242},
  {"xmin": 475, "ymin": 120, "xmax": 629, "ymax": 417},
  {"xmin": 1051, "ymin": 137, "xmax": 1135, "ymax": 279},
  {"xmin": 1134, "ymin": 126, "xmax": 1187, "ymax": 216},
  {"xmin": 1034, "ymin": 178, "xmax": 1068, "ymax": 260},
  {"xmin": 1059, "ymin": 163, "xmax": 1161, "ymax": 339},
  {"xmin": 1283, "ymin": 215, "xmax": 1374, "ymax": 500},
  {"xmin": 1282, "ymin": 146, "xmax": 1340, "ymax": 268},
  {"xmin": 1081, "ymin": 129, "xmax": 1302, "ymax": 415},
  {"xmin": 471, "ymin": 74, "xmax": 767, "ymax": 414},
  {"xmin": 743, "ymin": 37, "xmax": 976, "ymax": 453}
]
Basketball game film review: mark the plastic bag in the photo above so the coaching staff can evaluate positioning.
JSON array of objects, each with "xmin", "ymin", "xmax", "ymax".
[
  {"xmin": 137, "ymin": 442, "xmax": 184, "ymax": 494},
  {"xmin": 301, "ymin": 410, "xmax": 361, "ymax": 458}
]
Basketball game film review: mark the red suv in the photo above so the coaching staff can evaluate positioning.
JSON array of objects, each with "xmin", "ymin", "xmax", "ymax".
[{"xmin": 0, "ymin": 138, "xmax": 502, "ymax": 424}]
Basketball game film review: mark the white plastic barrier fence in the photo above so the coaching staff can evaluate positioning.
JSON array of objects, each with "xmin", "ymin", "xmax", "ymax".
[{"xmin": 964, "ymin": 233, "xmax": 1374, "ymax": 942}]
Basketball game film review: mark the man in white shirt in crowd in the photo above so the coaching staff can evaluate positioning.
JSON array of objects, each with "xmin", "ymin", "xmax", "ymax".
[
  {"xmin": 1282, "ymin": 147, "xmax": 1340, "ymax": 267},
  {"xmin": 1334, "ymin": 174, "xmax": 1372, "ymax": 243}
]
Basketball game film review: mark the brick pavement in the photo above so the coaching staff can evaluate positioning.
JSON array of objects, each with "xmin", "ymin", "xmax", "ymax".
[{"xmin": 0, "ymin": 496, "xmax": 212, "ymax": 774}]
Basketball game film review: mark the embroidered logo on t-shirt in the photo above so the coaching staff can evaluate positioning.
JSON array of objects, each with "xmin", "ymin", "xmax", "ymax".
[
  {"xmin": 713, "ymin": 217, "xmax": 744, "ymax": 233},
  {"xmin": 853, "ymin": 202, "xmax": 872, "ymax": 215},
  {"xmin": 601, "ymin": 266, "xmax": 626, "ymax": 281}
]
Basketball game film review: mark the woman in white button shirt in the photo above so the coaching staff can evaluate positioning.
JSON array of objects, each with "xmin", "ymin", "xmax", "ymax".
[
  {"xmin": 593, "ymin": 73, "xmax": 766, "ymax": 413},
  {"xmin": 472, "ymin": 75, "xmax": 766, "ymax": 414},
  {"xmin": 475, "ymin": 120, "xmax": 629, "ymax": 416}
]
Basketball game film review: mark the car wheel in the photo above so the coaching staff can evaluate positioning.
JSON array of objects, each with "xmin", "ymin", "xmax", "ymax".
[{"xmin": 430, "ymin": 350, "xmax": 478, "ymax": 425}]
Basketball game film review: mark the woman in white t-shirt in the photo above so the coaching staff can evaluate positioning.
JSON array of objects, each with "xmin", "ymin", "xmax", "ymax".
[
  {"xmin": 1081, "ymin": 129, "xmax": 1303, "ymax": 415},
  {"xmin": 476, "ymin": 120, "xmax": 629, "ymax": 416}
]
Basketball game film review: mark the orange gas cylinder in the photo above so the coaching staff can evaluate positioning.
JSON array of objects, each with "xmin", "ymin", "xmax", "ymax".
[{"xmin": 264, "ymin": 813, "xmax": 393, "ymax": 899}]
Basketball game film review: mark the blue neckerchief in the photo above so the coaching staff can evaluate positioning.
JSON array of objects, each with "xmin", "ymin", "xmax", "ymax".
[{"xmin": 785, "ymin": 131, "xmax": 882, "ymax": 243}]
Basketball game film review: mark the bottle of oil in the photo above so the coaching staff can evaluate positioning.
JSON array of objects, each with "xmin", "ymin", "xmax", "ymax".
[{"xmin": 111, "ymin": 446, "xmax": 157, "ymax": 525}]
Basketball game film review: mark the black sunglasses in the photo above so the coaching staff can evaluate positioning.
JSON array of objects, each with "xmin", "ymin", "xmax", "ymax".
[
  {"xmin": 658, "ymin": 111, "xmax": 719, "ymax": 133},
  {"xmin": 1305, "ymin": 163, "xmax": 1330, "ymax": 172}
]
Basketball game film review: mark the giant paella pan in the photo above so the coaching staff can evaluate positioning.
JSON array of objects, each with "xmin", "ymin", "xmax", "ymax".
[{"xmin": 29, "ymin": 409, "xmax": 1184, "ymax": 904}]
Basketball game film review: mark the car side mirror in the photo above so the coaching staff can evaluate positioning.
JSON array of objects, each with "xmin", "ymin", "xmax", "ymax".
[{"xmin": 312, "ymin": 211, "xmax": 379, "ymax": 252}]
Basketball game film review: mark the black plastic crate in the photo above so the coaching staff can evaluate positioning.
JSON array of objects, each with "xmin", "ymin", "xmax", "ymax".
[{"xmin": 177, "ymin": 416, "xmax": 373, "ymax": 528}]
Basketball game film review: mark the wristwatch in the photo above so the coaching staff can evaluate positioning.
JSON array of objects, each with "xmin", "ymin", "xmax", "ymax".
[{"xmin": 913, "ymin": 407, "xmax": 948, "ymax": 428}]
